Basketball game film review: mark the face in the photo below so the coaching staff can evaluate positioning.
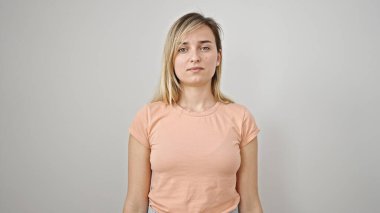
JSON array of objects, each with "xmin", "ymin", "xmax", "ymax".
[{"xmin": 173, "ymin": 25, "xmax": 221, "ymax": 87}]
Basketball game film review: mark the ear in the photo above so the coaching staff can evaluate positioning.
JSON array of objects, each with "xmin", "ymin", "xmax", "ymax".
[{"xmin": 216, "ymin": 50, "xmax": 222, "ymax": 66}]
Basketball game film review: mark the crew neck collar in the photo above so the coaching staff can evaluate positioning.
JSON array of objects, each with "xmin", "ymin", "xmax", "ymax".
[{"xmin": 173, "ymin": 101, "xmax": 221, "ymax": 117}]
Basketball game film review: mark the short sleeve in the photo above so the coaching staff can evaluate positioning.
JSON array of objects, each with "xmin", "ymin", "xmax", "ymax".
[
  {"xmin": 128, "ymin": 104, "xmax": 150, "ymax": 149},
  {"xmin": 240, "ymin": 107, "xmax": 260, "ymax": 148}
]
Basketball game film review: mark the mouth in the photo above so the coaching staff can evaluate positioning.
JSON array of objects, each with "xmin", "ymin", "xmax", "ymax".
[{"xmin": 187, "ymin": 67, "xmax": 204, "ymax": 72}]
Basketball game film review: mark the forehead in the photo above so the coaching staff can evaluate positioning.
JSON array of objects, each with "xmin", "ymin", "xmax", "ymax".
[{"xmin": 179, "ymin": 25, "xmax": 216, "ymax": 44}]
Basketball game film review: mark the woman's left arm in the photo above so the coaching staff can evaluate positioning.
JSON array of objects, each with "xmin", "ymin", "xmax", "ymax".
[{"xmin": 236, "ymin": 137, "xmax": 264, "ymax": 213}]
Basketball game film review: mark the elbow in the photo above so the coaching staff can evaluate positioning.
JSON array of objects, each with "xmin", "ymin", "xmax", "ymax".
[
  {"xmin": 123, "ymin": 203, "xmax": 148, "ymax": 213},
  {"xmin": 123, "ymin": 205, "xmax": 147, "ymax": 213},
  {"xmin": 122, "ymin": 197, "xmax": 148, "ymax": 213}
]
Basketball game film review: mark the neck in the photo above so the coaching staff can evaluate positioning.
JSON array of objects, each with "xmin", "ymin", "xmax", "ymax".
[{"xmin": 177, "ymin": 83, "xmax": 216, "ymax": 112}]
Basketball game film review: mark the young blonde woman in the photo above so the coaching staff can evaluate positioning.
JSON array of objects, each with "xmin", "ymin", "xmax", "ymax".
[{"xmin": 123, "ymin": 12, "xmax": 263, "ymax": 213}]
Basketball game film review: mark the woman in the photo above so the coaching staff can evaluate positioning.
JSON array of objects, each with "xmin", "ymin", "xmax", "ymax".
[{"xmin": 123, "ymin": 12, "xmax": 263, "ymax": 213}]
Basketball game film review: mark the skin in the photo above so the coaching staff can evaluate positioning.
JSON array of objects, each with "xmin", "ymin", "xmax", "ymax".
[
  {"xmin": 123, "ymin": 134, "xmax": 151, "ymax": 213},
  {"xmin": 174, "ymin": 24, "xmax": 221, "ymax": 111},
  {"xmin": 237, "ymin": 137, "xmax": 264, "ymax": 213},
  {"xmin": 122, "ymin": 24, "xmax": 263, "ymax": 213}
]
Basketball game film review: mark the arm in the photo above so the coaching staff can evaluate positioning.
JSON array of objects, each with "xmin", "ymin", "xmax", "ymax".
[
  {"xmin": 236, "ymin": 137, "xmax": 264, "ymax": 213},
  {"xmin": 122, "ymin": 134, "xmax": 152, "ymax": 213}
]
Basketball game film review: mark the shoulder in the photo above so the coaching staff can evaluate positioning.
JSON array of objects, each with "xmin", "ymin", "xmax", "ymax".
[
  {"xmin": 220, "ymin": 101, "xmax": 252, "ymax": 119},
  {"xmin": 134, "ymin": 101, "xmax": 171, "ymax": 120},
  {"xmin": 145, "ymin": 100, "xmax": 170, "ymax": 113},
  {"xmin": 131, "ymin": 101, "xmax": 170, "ymax": 127}
]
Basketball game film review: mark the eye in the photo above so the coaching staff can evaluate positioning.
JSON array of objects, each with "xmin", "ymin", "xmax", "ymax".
[
  {"xmin": 178, "ymin": 47, "xmax": 187, "ymax": 53},
  {"xmin": 201, "ymin": 46, "xmax": 211, "ymax": 51}
]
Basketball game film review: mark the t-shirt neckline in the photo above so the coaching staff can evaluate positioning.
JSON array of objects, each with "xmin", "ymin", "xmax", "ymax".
[{"xmin": 173, "ymin": 101, "xmax": 221, "ymax": 117}]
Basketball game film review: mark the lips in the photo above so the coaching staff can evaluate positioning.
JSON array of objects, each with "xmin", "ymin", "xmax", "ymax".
[{"xmin": 187, "ymin": 66, "xmax": 204, "ymax": 71}]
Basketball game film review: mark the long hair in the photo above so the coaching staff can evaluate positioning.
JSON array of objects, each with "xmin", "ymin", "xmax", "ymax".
[{"xmin": 150, "ymin": 12, "xmax": 234, "ymax": 105}]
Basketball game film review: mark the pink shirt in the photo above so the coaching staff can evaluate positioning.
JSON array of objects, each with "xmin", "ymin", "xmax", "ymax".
[{"xmin": 129, "ymin": 101, "xmax": 260, "ymax": 213}]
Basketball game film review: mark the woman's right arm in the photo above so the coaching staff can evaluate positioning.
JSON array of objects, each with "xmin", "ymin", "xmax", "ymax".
[{"xmin": 122, "ymin": 134, "xmax": 152, "ymax": 213}]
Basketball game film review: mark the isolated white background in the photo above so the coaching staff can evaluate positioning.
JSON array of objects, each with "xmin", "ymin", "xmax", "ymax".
[{"xmin": 1, "ymin": 0, "xmax": 379, "ymax": 212}]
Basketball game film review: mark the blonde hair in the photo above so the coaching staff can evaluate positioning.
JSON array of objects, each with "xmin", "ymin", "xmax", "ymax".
[{"xmin": 150, "ymin": 12, "xmax": 234, "ymax": 105}]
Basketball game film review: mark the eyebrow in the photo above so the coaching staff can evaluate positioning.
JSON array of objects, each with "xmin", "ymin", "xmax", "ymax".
[{"xmin": 180, "ymin": 40, "xmax": 212, "ymax": 45}]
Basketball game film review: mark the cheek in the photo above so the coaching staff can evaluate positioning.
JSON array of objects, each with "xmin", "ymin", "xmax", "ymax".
[
  {"xmin": 205, "ymin": 55, "xmax": 217, "ymax": 65},
  {"xmin": 206, "ymin": 51, "xmax": 217, "ymax": 61},
  {"xmin": 174, "ymin": 56, "xmax": 186, "ymax": 70}
]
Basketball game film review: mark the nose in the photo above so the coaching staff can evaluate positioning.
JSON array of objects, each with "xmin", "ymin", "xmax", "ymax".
[{"xmin": 190, "ymin": 49, "xmax": 200, "ymax": 63}]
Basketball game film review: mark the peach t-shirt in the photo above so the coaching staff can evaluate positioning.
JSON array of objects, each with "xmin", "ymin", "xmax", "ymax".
[{"xmin": 128, "ymin": 101, "xmax": 260, "ymax": 213}]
